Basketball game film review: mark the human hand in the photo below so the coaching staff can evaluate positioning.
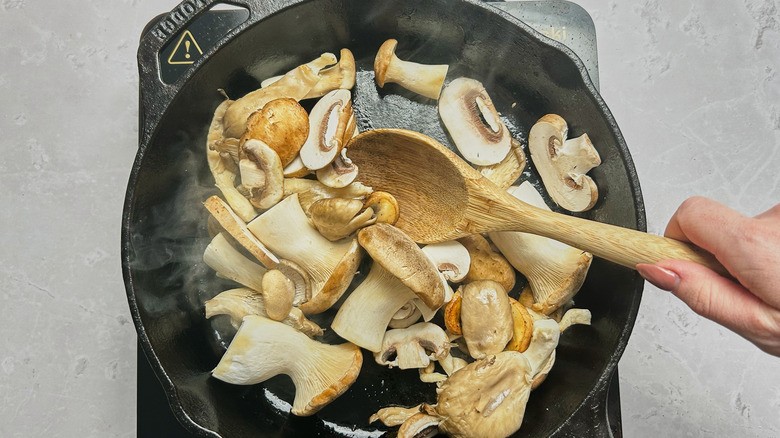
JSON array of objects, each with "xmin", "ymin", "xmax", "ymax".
[{"xmin": 636, "ymin": 197, "xmax": 780, "ymax": 357}]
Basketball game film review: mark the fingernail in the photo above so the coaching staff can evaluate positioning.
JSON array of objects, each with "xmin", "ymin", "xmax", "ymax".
[{"xmin": 636, "ymin": 264, "xmax": 680, "ymax": 292}]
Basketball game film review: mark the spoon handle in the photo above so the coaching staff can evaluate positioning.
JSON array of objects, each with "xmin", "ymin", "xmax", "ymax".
[{"xmin": 486, "ymin": 193, "xmax": 728, "ymax": 276}]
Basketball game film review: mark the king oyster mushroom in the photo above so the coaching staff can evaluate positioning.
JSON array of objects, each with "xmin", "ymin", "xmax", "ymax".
[
  {"xmin": 388, "ymin": 302, "xmax": 422, "ymax": 329},
  {"xmin": 205, "ymin": 287, "xmax": 323, "ymax": 338},
  {"xmin": 212, "ymin": 315, "xmax": 362, "ymax": 416},
  {"xmin": 260, "ymin": 52, "xmax": 338, "ymax": 88},
  {"xmin": 559, "ymin": 308, "xmax": 592, "ymax": 332},
  {"xmin": 373, "ymin": 39, "xmax": 449, "ymax": 100},
  {"xmin": 374, "ymin": 322, "xmax": 450, "ymax": 370},
  {"xmin": 528, "ymin": 114, "xmax": 601, "ymax": 212},
  {"xmin": 262, "ymin": 48, "xmax": 356, "ymax": 100},
  {"xmin": 283, "ymin": 177, "xmax": 373, "ymax": 216},
  {"xmin": 439, "ymin": 77, "xmax": 512, "ymax": 166},
  {"xmin": 246, "ymin": 194, "xmax": 363, "ymax": 314},
  {"xmin": 460, "ymin": 280, "xmax": 514, "ymax": 359},
  {"xmin": 392, "ymin": 351, "xmax": 534, "ymax": 438},
  {"xmin": 238, "ymin": 139, "xmax": 285, "ymax": 210},
  {"xmin": 308, "ymin": 197, "xmax": 376, "ymax": 241},
  {"xmin": 203, "ymin": 232, "xmax": 267, "ymax": 293},
  {"xmin": 203, "ymin": 195, "xmax": 279, "ymax": 268},
  {"xmin": 489, "ymin": 182, "xmax": 593, "ymax": 315},
  {"xmin": 299, "ymin": 89, "xmax": 354, "ymax": 170}
]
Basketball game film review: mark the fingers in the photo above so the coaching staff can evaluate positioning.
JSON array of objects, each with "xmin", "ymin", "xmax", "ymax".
[
  {"xmin": 641, "ymin": 259, "xmax": 780, "ymax": 357},
  {"xmin": 663, "ymin": 197, "xmax": 746, "ymax": 258}
]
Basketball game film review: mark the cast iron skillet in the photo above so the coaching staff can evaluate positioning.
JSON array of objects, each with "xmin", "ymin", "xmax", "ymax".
[{"xmin": 124, "ymin": 0, "xmax": 646, "ymax": 436}]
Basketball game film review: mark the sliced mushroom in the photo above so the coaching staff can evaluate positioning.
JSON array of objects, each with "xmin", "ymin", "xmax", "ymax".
[
  {"xmin": 247, "ymin": 194, "xmax": 363, "ymax": 314},
  {"xmin": 207, "ymin": 99, "xmax": 257, "ymax": 222},
  {"xmin": 439, "ymin": 352, "xmax": 468, "ymax": 376},
  {"xmin": 528, "ymin": 114, "xmax": 601, "ymax": 212},
  {"xmin": 316, "ymin": 147, "xmax": 359, "ymax": 188},
  {"xmin": 331, "ymin": 262, "xmax": 418, "ymax": 352},
  {"xmin": 283, "ymin": 178, "xmax": 373, "ymax": 216},
  {"xmin": 240, "ymin": 98, "xmax": 309, "ymax": 167},
  {"xmin": 522, "ymin": 318, "xmax": 560, "ymax": 377},
  {"xmin": 374, "ymin": 39, "xmax": 449, "ymax": 100},
  {"xmin": 363, "ymin": 191, "xmax": 400, "ymax": 225},
  {"xmin": 299, "ymin": 89, "xmax": 354, "ymax": 170},
  {"xmin": 203, "ymin": 195, "xmax": 279, "ymax": 268},
  {"xmin": 309, "ymin": 197, "xmax": 376, "ymax": 241},
  {"xmin": 374, "ymin": 322, "xmax": 450, "ymax": 369},
  {"xmin": 421, "ymin": 240, "xmax": 471, "ymax": 283},
  {"xmin": 477, "ymin": 138, "xmax": 527, "ymax": 189},
  {"xmin": 397, "ymin": 413, "xmax": 442, "ymax": 438},
  {"xmin": 388, "ymin": 302, "xmax": 422, "ymax": 329},
  {"xmin": 260, "ymin": 52, "xmax": 338, "ymax": 88},
  {"xmin": 357, "ymin": 223, "xmax": 446, "ymax": 310},
  {"xmin": 263, "ymin": 49, "xmax": 356, "ymax": 99},
  {"xmin": 460, "ymin": 280, "xmax": 514, "ymax": 359},
  {"xmin": 282, "ymin": 155, "xmax": 311, "ymax": 178},
  {"xmin": 274, "ymin": 259, "xmax": 311, "ymax": 307},
  {"xmin": 203, "ymin": 233, "xmax": 266, "ymax": 292},
  {"xmin": 443, "ymin": 289, "xmax": 463, "ymax": 335},
  {"xmin": 439, "ymin": 77, "xmax": 512, "ymax": 166},
  {"xmin": 212, "ymin": 315, "xmax": 361, "ymax": 416},
  {"xmin": 370, "ymin": 405, "xmax": 425, "ymax": 427},
  {"xmin": 559, "ymin": 308, "xmax": 592, "ymax": 332},
  {"xmin": 457, "ymin": 234, "xmax": 516, "ymax": 293},
  {"xmin": 205, "ymin": 287, "xmax": 323, "ymax": 338},
  {"xmin": 531, "ymin": 350, "xmax": 555, "ymax": 390},
  {"xmin": 489, "ymin": 182, "xmax": 593, "ymax": 314},
  {"xmin": 419, "ymin": 362, "xmax": 448, "ymax": 384},
  {"xmin": 240, "ymin": 139, "xmax": 285, "ymax": 209},
  {"xmin": 506, "ymin": 297, "xmax": 534, "ymax": 353}
]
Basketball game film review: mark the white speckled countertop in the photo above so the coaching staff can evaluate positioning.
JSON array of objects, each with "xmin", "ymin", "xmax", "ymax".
[{"xmin": 1, "ymin": 0, "xmax": 778, "ymax": 437}]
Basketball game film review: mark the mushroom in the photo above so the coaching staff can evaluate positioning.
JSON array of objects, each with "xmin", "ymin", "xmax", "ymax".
[
  {"xmin": 299, "ymin": 89, "xmax": 354, "ymax": 170},
  {"xmin": 419, "ymin": 363, "xmax": 448, "ymax": 384},
  {"xmin": 247, "ymin": 194, "xmax": 363, "ymax": 314},
  {"xmin": 331, "ymin": 262, "xmax": 418, "ymax": 352},
  {"xmin": 315, "ymin": 147, "xmax": 359, "ymax": 188},
  {"xmin": 394, "ymin": 351, "xmax": 534, "ymax": 438},
  {"xmin": 283, "ymin": 178, "xmax": 373, "ymax": 216},
  {"xmin": 559, "ymin": 308, "xmax": 592, "ymax": 332},
  {"xmin": 443, "ymin": 289, "xmax": 463, "ymax": 335},
  {"xmin": 239, "ymin": 139, "xmax": 285, "ymax": 210},
  {"xmin": 282, "ymin": 155, "xmax": 311, "ymax": 178},
  {"xmin": 357, "ymin": 223, "xmax": 446, "ymax": 310},
  {"xmin": 260, "ymin": 52, "xmax": 338, "ymax": 88},
  {"xmin": 506, "ymin": 297, "xmax": 534, "ymax": 353},
  {"xmin": 212, "ymin": 315, "xmax": 362, "ymax": 416},
  {"xmin": 388, "ymin": 302, "xmax": 422, "ymax": 329},
  {"xmin": 203, "ymin": 232, "xmax": 267, "ymax": 292},
  {"xmin": 370, "ymin": 405, "xmax": 425, "ymax": 427},
  {"xmin": 421, "ymin": 240, "xmax": 471, "ymax": 283},
  {"xmin": 207, "ymin": 99, "xmax": 257, "ymax": 222},
  {"xmin": 477, "ymin": 138, "xmax": 527, "ymax": 189},
  {"xmin": 203, "ymin": 195, "xmax": 279, "ymax": 268},
  {"xmin": 439, "ymin": 77, "xmax": 512, "ymax": 166},
  {"xmin": 457, "ymin": 234, "xmax": 516, "ymax": 295},
  {"xmin": 374, "ymin": 322, "xmax": 451, "ymax": 370},
  {"xmin": 262, "ymin": 49, "xmax": 356, "ymax": 99},
  {"xmin": 522, "ymin": 318, "xmax": 560, "ymax": 377},
  {"xmin": 528, "ymin": 114, "xmax": 601, "ymax": 212},
  {"xmin": 222, "ymin": 63, "xmax": 321, "ymax": 139},
  {"xmin": 260, "ymin": 269, "xmax": 295, "ymax": 321},
  {"xmin": 308, "ymin": 197, "xmax": 376, "ymax": 241},
  {"xmin": 531, "ymin": 350, "xmax": 556, "ymax": 390},
  {"xmin": 205, "ymin": 287, "xmax": 323, "ymax": 338},
  {"xmin": 374, "ymin": 39, "xmax": 449, "ymax": 100},
  {"xmin": 363, "ymin": 191, "xmax": 400, "ymax": 225},
  {"xmin": 460, "ymin": 280, "xmax": 514, "ymax": 359},
  {"xmin": 489, "ymin": 182, "xmax": 592, "ymax": 314},
  {"xmin": 240, "ymin": 98, "xmax": 309, "ymax": 167}
]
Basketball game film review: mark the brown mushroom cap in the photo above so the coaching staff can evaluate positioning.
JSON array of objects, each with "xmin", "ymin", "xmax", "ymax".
[
  {"xmin": 357, "ymin": 223, "xmax": 445, "ymax": 310},
  {"xmin": 460, "ymin": 280, "xmax": 514, "ymax": 359},
  {"xmin": 241, "ymin": 98, "xmax": 309, "ymax": 167},
  {"xmin": 261, "ymin": 269, "xmax": 295, "ymax": 321},
  {"xmin": 374, "ymin": 39, "xmax": 398, "ymax": 87}
]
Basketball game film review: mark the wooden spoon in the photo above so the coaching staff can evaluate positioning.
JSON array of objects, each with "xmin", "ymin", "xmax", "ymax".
[{"xmin": 347, "ymin": 128, "xmax": 725, "ymax": 275}]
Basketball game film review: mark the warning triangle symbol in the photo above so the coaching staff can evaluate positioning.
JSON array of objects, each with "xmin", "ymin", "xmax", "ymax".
[{"xmin": 167, "ymin": 30, "xmax": 203, "ymax": 65}]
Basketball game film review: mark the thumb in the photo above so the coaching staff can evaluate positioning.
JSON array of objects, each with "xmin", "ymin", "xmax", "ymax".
[{"xmin": 636, "ymin": 260, "xmax": 777, "ymax": 350}]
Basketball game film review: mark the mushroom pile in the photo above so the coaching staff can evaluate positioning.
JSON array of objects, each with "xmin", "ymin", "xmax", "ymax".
[{"xmin": 202, "ymin": 40, "xmax": 601, "ymax": 437}]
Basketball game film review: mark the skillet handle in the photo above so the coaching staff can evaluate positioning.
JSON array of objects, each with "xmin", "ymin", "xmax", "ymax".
[{"xmin": 137, "ymin": 0, "xmax": 305, "ymax": 147}]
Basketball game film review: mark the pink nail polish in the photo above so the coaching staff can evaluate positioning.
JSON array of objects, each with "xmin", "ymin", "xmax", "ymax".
[{"xmin": 636, "ymin": 264, "xmax": 680, "ymax": 291}]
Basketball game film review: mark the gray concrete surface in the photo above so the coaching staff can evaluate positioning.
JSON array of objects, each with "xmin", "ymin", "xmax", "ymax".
[{"xmin": 1, "ymin": 0, "xmax": 778, "ymax": 436}]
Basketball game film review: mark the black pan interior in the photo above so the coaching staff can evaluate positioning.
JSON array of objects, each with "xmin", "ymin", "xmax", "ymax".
[{"xmin": 125, "ymin": 0, "xmax": 644, "ymax": 436}]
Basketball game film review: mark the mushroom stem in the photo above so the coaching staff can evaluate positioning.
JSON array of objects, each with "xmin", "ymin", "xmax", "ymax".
[{"xmin": 374, "ymin": 39, "xmax": 448, "ymax": 99}]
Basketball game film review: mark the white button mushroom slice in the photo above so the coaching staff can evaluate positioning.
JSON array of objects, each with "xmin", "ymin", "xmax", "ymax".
[
  {"xmin": 559, "ymin": 308, "xmax": 592, "ymax": 332},
  {"xmin": 260, "ymin": 52, "xmax": 338, "ymax": 88},
  {"xmin": 299, "ymin": 89, "xmax": 354, "ymax": 170},
  {"xmin": 374, "ymin": 322, "xmax": 451, "ymax": 370},
  {"xmin": 521, "ymin": 318, "xmax": 560, "ymax": 378},
  {"xmin": 363, "ymin": 191, "xmax": 400, "ymax": 225},
  {"xmin": 240, "ymin": 98, "xmax": 310, "ymax": 167},
  {"xmin": 212, "ymin": 315, "xmax": 362, "ymax": 416},
  {"xmin": 222, "ymin": 64, "xmax": 321, "ymax": 139},
  {"xmin": 397, "ymin": 413, "xmax": 442, "ymax": 438},
  {"xmin": 370, "ymin": 404, "xmax": 425, "ymax": 427},
  {"xmin": 204, "ymin": 287, "xmax": 323, "ymax": 337},
  {"xmin": 203, "ymin": 195, "xmax": 280, "ymax": 268},
  {"xmin": 489, "ymin": 182, "xmax": 593, "ymax": 315},
  {"xmin": 374, "ymin": 39, "xmax": 449, "ymax": 100},
  {"xmin": 476, "ymin": 137, "xmax": 528, "ymax": 190},
  {"xmin": 207, "ymin": 99, "xmax": 257, "ymax": 222},
  {"xmin": 315, "ymin": 147, "xmax": 359, "ymax": 188},
  {"xmin": 421, "ymin": 241, "xmax": 471, "ymax": 283},
  {"xmin": 456, "ymin": 234, "xmax": 516, "ymax": 293},
  {"xmin": 309, "ymin": 197, "xmax": 376, "ymax": 241},
  {"xmin": 388, "ymin": 302, "xmax": 422, "ymax": 329},
  {"xmin": 240, "ymin": 139, "xmax": 285, "ymax": 210},
  {"xmin": 203, "ymin": 233, "xmax": 267, "ymax": 292},
  {"xmin": 432, "ymin": 351, "xmax": 534, "ymax": 438},
  {"xmin": 331, "ymin": 262, "xmax": 418, "ymax": 352},
  {"xmin": 357, "ymin": 223, "xmax": 446, "ymax": 310},
  {"xmin": 282, "ymin": 155, "xmax": 311, "ymax": 178},
  {"xmin": 246, "ymin": 194, "xmax": 363, "ymax": 314},
  {"xmin": 438, "ymin": 77, "xmax": 512, "ymax": 166},
  {"xmin": 528, "ymin": 114, "xmax": 601, "ymax": 212},
  {"xmin": 460, "ymin": 280, "xmax": 514, "ymax": 359}
]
